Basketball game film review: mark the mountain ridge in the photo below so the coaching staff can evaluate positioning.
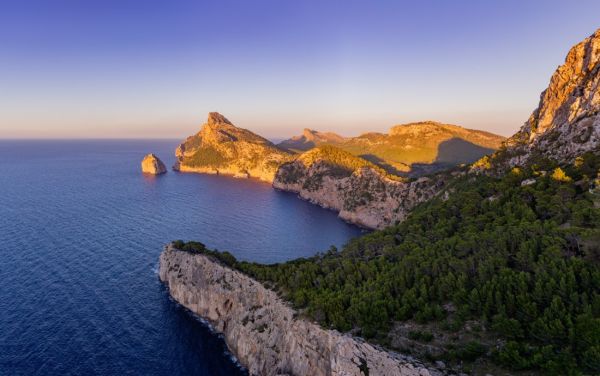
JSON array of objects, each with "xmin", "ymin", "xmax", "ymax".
[
  {"xmin": 173, "ymin": 112, "xmax": 292, "ymax": 182},
  {"xmin": 279, "ymin": 120, "xmax": 505, "ymax": 175},
  {"xmin": 477, "ymin": 28, "xmax": 600, "ymax": 172}
]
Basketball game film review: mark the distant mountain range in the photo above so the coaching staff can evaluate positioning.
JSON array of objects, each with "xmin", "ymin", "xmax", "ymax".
[
  {"xmin": 172, "ymin": 114, "xmax": 502, "ymax": 228},
  {"xmin": 171, "ymin": 28, "xmax": 600, "ymax": 229},
  {"xmin": 278, "ymin": 122, "xmax": 504, "ymax": 176},
  {"xmin": 162, "ymin": 27, "xmax": 600, "ymax": 376}
]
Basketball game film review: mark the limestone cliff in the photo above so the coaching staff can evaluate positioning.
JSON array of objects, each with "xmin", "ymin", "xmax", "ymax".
[
  {"xmin": 273, "ymin": 146, "xmax": 448, "ymax": 229},
  {"xmin": 174, "ymin": 112, "xmax": 293, "ymax": 182},
  {"xmin": 159, "ymin": 245, "xmax": 443, "ymax": 376},
  {"xmin": 141, "ymin": 153, "xmax": 167, "ymax": 175},
  {"xmin": 480, "ymin": 28, "xmax": 600, "ymax": 170}
]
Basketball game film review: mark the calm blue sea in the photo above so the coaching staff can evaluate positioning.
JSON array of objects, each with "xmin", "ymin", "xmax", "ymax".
[{"xmin": 0, "ymin": 140, "xmax": 363, "ymax": 375}]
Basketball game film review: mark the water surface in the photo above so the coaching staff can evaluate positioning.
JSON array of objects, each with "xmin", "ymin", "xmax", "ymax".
[{"xmin": 0, "ymin": 140, "xmax": 363, "ymax": 375}]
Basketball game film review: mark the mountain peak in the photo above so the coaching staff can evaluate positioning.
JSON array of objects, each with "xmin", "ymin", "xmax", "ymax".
[
  {"xmin": 497, "ymin": 28, "xmax": 600, "ymax": 167},
  {"xmin": 207, "ymin": 112, "xmax": 233, "ymax": 126}
]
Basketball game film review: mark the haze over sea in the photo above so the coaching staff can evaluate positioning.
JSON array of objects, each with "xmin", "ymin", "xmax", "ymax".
[{"xmin": 0, "ymin": 140, "xmax": 363, "ymax": 375}]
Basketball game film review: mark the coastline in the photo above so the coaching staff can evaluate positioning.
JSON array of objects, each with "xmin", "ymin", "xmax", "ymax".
[{"xmin": 159, "ymin": 244, "xmax": 444, "ymax": 376}]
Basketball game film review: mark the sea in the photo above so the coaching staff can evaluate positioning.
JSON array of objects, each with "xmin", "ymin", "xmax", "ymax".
[{"xmin": 0, "ymin": 140, "xmax": 363, "ymax": 375}]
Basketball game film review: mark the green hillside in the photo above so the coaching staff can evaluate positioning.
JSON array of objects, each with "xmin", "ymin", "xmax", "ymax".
[{"xmin": 177, "ymin": 151, "xmax": 600, "ymax": 374}]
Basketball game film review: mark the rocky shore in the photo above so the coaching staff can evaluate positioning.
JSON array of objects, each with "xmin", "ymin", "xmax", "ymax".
[
  {"xmin": 159, "ymin": 245, "xmax": 444, "ymax": 376},
  {"xmin": 273, "ymin": 163, "xmax": 447, "ymax": 230}
]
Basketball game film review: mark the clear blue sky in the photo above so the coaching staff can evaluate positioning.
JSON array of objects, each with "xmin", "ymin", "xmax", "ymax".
[{"xmin": 1, "ymin": 0, "xmax": 599, "ymax": 139}]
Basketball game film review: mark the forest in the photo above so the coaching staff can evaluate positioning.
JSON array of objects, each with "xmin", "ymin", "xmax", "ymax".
[{"xmin": 174, "ymin": 152, "xmax": 600, "ymax": 374}]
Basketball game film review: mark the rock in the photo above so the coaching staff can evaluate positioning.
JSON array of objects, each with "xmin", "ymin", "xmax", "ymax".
[
  {"xmin": 520, "ymin": 178, "xmax": 536, "ymax": 186},
  {"xmin": 174, "ymin": 112, "xmax": 293, "ymax": 182},
  {"xmin": 479, "ymin": 28, "xmax": 600, "ymax": 171},
  {"xmin": 159, "ymin": 245, "xmax": 445, "ymax": 376},
  {"xmin": 141, "ymin": 154, "xmax": 167, "ymax": 175}
]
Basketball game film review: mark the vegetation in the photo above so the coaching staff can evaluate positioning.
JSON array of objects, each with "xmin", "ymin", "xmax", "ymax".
[
  {"xmin": 333, "ymin": 123, "xmax": 503, "ymax": 175},
  {"xmin": 279, "ymin": 122, "xmax": 504, "ymax": 176},
  {"xmin": 297, "ymin": 145, "xmax": 402, "ymax": 181},
  {"xmin": 174, "ymin": 152, "xmax": 600, "ymax": 374},
  {"xmin": 184, "ymin": 145, "xmax": 232, "ymax": 167}
]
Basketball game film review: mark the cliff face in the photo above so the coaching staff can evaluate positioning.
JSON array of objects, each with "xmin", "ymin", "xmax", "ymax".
[
  {"xmin": 159, "ymin": 245, "xmax": 443, "ymax": 376},
  {"xmin": 273, "ymin": 146, "xmax": 447, "ymax": 229},
  {"xmin": 141, "ymin": 153, "xmax": 167, "ymax": 175},
  {"xmin": 174, "ymin": 112, "xmax": 292, "ymax": 182},
  {"xmin": 493, "ymin": 29, "xmax": 600, "ymax": 168}
]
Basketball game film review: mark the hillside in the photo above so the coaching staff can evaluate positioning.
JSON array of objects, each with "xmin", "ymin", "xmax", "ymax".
[
  {"xmin": 476, "ymin": 28, "xmax": 600, "ymax": 172},
  {"xmin": 279, "ymin": 121, "xmax": 505, "ymax": 176},
  {"xmin": 237, "ymin": 153, "xmax": 600, "ymax": 374},
  {"xmin": 248, "ymin": 28, "xmax": 600, "ymax": 374},
  {"xmin": 174, "ymin": 112, "xmax": 293, "ymax": 182},
  {"xmin": 273, "ymin": 145, "xmax": 448, "ymax": 229},
  {"xmin": 171, "ymin": 29, "xmax": 600, "ymax": 375}
]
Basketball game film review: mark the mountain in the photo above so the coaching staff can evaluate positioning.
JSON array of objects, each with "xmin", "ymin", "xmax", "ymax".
[
  {"xmin": 174, "ymin": 112, "xmax": 292, "ymax": 182},
  {"xmin": 280, "ymin": 121, "xmax": 505, "ymax": 176},
  {"xmin": 273, "ymin": 145, "xmax": 449, "ymax": 229},
  {"xmin": 477, "ymin": 28, "xmax": 600, "ymax": 171},
  {"xmin": 271, "ymin": 121, "xmax": 503, "ymax": 228},
  {"xmin": 164, "ymin": 29, "xmax": 600, "ymax": 375},
  {"xmin": 277, "ymin": 128, "xmax": 346, "ymax": 152},
  {"xmin": 174, "ymin": 114, "xmax": 500, "ymax": 228}
]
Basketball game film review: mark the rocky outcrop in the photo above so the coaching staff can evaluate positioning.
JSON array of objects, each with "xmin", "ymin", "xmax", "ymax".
[
  {"xmin": 141, "ymin": 153, "xmax": 167, "ymax": 175},
  {"xmin": 159, "ymin": 245, "xmax": 443, "ymax": 376},
  {"xmin": 273, "ymin": 146, "xmax": 447, "ymax": 229},
  {"xmin": 174, "ymin": 112, "xmax": 292, "ymax": 182},
  {"xmin": 486, "ymin": 28, "xmax": 600, "ymax": 170}
]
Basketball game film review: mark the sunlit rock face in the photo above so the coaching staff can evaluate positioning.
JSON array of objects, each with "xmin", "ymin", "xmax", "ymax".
[
  {"xmin": 174, "ymin": 112, "xmax": 292, "ymax": 182},
  {"xmin": 159, "ymin": 245, "xmax": 445, "ymax": 376},
  {"xmin": 495, "ymin": 29, "xmax": 600, "ymax": 168},
  {"xmin": 141, "ymin": 153, "xmax": 167, "ymax": 175}
]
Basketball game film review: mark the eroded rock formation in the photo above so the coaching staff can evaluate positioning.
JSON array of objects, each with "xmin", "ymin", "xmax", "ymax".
[
  {"xmin": 173, "ymin": 112, "xmax": 292, "ymax": 182},
  {"xmin": 141, "ymin": 153, "xmax": 167, "ymax": 175},
  {"xmin": 484, "ymin": 28, "xmax": 600, "ymax": 169}
]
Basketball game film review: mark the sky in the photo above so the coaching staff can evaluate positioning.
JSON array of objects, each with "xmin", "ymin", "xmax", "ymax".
[{"xmin": 1, "ymin": 0, "xmax": 600, "ymax": 139}]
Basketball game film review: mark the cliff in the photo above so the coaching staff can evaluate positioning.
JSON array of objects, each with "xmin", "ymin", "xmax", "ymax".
[
  {"xmin": 479, "ymin": 28, "xmax": 600, "ymax": 170},
  {"xmin": 159, "ymin": 245, "xmax": 443, "ymax": 376},
  {"xmin": 174, "ymin": 112, "xmax": 293, "ymax": 182},
  {"xmin": 141, "ymin": 153, "xmax": 167, "ymax": 175},
  {"xmin": 273, "ymin": 145, "xmax": 448, "ymax": 229}
]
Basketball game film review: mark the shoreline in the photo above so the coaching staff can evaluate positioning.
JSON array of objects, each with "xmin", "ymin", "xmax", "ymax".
[
  {"xmin": 173, "ymin": 167, "xmax": 383, "ymax": 230},
  {"xmin": 159, "ymin": 244, "xmax": 444, "ymax": 376}
]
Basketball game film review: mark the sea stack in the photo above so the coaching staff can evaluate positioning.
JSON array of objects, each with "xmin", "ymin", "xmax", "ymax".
[{"xmin": 141, "ymin": 154, "xmax": 167, "ymax": 175}]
